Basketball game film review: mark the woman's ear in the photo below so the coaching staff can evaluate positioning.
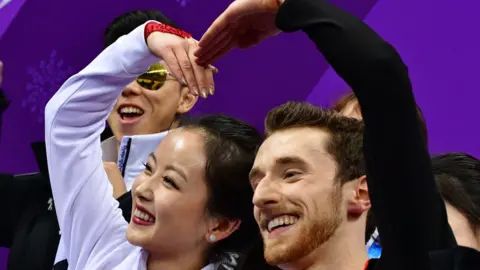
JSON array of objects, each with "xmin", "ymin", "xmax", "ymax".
[{"xmin": 205, "ymin": 218, "xmax": 241, "ymax": 243}]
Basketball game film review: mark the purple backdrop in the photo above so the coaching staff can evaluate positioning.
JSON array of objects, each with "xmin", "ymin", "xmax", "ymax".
[
  {"xmin": 308, "ymin": 0, "xmax": 480, "ymax": 158},
  {"xmin": 0, "ymin": 0, "xmax": 478, "ymax": 267}
]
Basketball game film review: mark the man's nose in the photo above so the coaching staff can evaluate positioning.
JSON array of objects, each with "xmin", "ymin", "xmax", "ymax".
[{"xmin": 122, "ymin": 81, "xmax": 143, "ymax": 97}]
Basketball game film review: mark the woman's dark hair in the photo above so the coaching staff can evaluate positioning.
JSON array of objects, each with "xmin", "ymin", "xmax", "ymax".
[
  {"xmin": 184, "ymin": 114, "xmax": 277, "ymax": 269},
  {"xmin": 432, "ymin": 152, "xmax": 480, "ymax": 226},
  {"xmin": 104, "ymin": 10, "xmax": 179, "ymax": 48},
  {"xmin": 365, "ymin": 152, "xmax": 480, "ymax": 248}
]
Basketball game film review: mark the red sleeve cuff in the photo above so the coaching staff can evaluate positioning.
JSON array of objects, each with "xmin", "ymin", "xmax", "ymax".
[{"xmin": 144, "ymin": 22, "xmax": 192, "ymax": 42}]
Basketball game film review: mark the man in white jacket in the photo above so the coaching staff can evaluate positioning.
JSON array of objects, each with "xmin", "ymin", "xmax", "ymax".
[{"xmin": 53, "ymin": 10, "xmax": 204, "ymax": 270}]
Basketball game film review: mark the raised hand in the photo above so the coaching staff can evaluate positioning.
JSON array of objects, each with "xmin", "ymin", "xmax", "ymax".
[
  {"xmin": 147, "ymin": 32, "xmax": 216, "ymax": 97},
  {"xmin": 195, "ymin": 0, "xmax": 283, "ymax": 65},
  {"xmin": 104, "ymin": 162, "xmax": 127, "ymax": 199}
]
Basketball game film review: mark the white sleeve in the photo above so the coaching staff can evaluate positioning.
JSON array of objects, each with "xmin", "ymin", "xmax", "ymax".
[{"xmin": 45, "ymin": 22, "xmax": 160, "ymax": 269}]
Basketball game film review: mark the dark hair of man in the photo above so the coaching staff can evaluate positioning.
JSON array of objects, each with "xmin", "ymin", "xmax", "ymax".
[
  {"xmin": 182, "ymin": 114, "xmax": 276, "ymax": 268},
  {"xmin": 100, "ymin": 10, "xmax": 182, "ymax": 140},
  {"xmin": 332, "ymin": 92, "xmax": 429, "ymax": 146},
  {"xmin": 265, "ymin": 102, "xmax": 374, "ymax": 243},
  {"xmin": 265, "ymin": 101, "xmax": 365, "ymax": 185},
  {"xmin": 432, "ymin": 153, "xmax": 480, "ymax": 227},
  {"xmin": 104, "ymin": 10, "xmax": 179, "ymax": 48}
]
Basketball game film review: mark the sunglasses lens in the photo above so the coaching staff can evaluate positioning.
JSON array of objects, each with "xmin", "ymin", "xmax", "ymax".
[
  {"xmin": 136, "ymin": 77, "xmax": 164, "ymax": 90},
  {"xmin": 136, "ymin": 63, "xmax": 168, "ymax": 90}
]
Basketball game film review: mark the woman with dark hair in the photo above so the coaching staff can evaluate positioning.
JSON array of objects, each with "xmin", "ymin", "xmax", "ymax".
[
  {"xmin": 334, "ymin": 93, "xmax": 480, "ymax": 263},
  {"xmin": 53, "ymin": 9, "xmax": 209, "ymax": 269},
  {"xmin": 364, "ymin": 153, "xmax": 480, "ymax": 264},
  {"xmin": 432, "ymin": 153, "xmax": 480, "ymax": 251},
  {"xmin": 44, "ymin": 18, "xmax": 269, "ymax": 269}
]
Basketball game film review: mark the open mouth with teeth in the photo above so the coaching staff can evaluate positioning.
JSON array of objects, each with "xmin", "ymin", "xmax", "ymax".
[
  {"xmin": 118, "ymin": 106, "xmax": 145, "ymax": 122},
  {"xmin": 132, "ymin": 207, "xmax": 156, "ymax": 226},
  {"xmin": 265, "ymin": 214, "xmax": 299, "ymax": 237}
]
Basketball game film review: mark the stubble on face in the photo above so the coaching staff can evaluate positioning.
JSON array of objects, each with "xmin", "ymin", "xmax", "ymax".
[{"xmin": 263, "ymin": 184, "xmax": 343, "ymax": 266}]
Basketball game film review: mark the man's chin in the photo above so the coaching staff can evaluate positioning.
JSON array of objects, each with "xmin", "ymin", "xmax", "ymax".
[
  {"xmin": 117, "ymin": 125, "xmax": 147, "ymax": 138},
  {"xmin": 262, "ymin": 223, "xmax": 315, "ymax": 266},
  {"xmin": 264, "ymin": 241, "xmax": 296, "ymax": 266}
]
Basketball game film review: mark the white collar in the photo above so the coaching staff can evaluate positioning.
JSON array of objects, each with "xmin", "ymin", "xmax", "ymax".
[{"xmin": 100, "ymin": 131, "xmax": 169, "ymax": 190}]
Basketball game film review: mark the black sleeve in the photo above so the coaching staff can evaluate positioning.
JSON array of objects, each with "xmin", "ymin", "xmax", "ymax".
[
  {"xmin": 0, "ymin": 172, "xmax": 53, "ymax": 248},
  {"xmin": 276, "ymin": 0, "xmax": 455, "ymax": 268},
  {"xmin": 0, "ymin": 173, "xmax": 15, "ymax": 247},
  {"xmin": 0, "ymin": 91, "xmax": 12, "ymax": 246},
  {"xmin": 0, "ymin": 87, "xmax": 10, "ymax": 143},
  {"xmin": 0, "ymin": 173, "xmax": 43, "ymax": 248},
  {"xmin": 0, "ymin": 88, "xmax": 9, "ymax": 115}
]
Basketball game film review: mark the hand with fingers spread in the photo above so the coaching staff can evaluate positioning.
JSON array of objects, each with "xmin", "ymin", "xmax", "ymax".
[
  {"xmin": 146, "ymin": 26, "xmax": 216, "ymax": 98},
  {"xmin": 195, "ymin": 0, "xmax": 285, "ymax": 65}
]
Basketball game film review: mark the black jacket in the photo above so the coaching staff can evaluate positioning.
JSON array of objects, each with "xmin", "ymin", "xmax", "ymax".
[
  {"xmin": 0, "ymin": 87, "xmax": 10, "ymax": 142},
  {"xmin": 0, "ymin": 142, "xmax": 133, "ymax": 270},
  {"xmin": 0, "ymin": 143, "xmax": 61, "ymax": 270},
  {"xmin": 276, "ymin": 0, "xmax": 478, "ymax": 269}
]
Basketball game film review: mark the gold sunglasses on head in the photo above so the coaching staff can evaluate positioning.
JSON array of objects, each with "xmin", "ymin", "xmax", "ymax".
[{"xmin": 136, "ymin": 63, "xmax": 176, "ymax": 90}]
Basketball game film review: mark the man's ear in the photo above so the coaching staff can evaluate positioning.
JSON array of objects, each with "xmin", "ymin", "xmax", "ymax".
[
  {"xmin": 346, "ymin": 175, "xmax": 371, "ymax": 216},
  {"xmin": 176, "ymin": 87, "xmax": 199, "ymax": 114}
]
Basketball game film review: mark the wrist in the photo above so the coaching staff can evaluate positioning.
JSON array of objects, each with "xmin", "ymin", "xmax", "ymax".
[{"xmin": 144, "ymin": 22, "xmax": 192, "ymax": 42}]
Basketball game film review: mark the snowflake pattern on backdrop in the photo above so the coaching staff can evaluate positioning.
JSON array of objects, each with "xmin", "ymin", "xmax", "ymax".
[
  {"xmin": 175, "ymin": 0, "xmax": 192, "ymax": 7},
  {"xmin": 22, "ymin": 50, "xmax": 75, "ymax": 123}
]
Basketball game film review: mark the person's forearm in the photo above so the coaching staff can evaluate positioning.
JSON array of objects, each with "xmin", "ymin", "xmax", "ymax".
[
  {"xmin": 276, "ymin": 0, "xmax": 405, "ymax": 98},
  {"xmin": 276, "ymin": 0, "xmax": 455, "ymax": 263},
  {"xmin": 44, "ymin": 22, "xmax": 159, "ymax": 269}
]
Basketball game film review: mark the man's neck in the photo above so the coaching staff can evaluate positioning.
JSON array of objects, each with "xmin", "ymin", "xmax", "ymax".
[{"xmin": 280, "ymin": 224, "xmax": 369, "ymax": 270}]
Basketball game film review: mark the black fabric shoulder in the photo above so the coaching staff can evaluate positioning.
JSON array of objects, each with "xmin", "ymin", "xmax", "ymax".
[
  {"xmin": 117, "ymin": 190, "xmax": 132, "ymax": 222},
  {"xmin": 0, "ymin": 173, "xmax": 15, "ymax": 247}
]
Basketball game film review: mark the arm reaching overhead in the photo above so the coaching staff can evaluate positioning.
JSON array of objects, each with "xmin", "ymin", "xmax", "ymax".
[
  {"xmin": 273, "ymin": 0, "xmax": 455, "ymax": 265},
  {"xmin": 45, "ymin": 23, "xmax": 160, "ymax": 269},
  {"xmin": 197, "ymin": 0, "xmax": 456, "ymax": 269},
  {"xmin": 45, "ymin": 22, "xmax": 213, "ymax": 269}
]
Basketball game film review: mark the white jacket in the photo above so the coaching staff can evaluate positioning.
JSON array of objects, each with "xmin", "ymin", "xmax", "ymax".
[{"xmin": 45, "ymin": 21, "xmax": 216, "ymax": 270}]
